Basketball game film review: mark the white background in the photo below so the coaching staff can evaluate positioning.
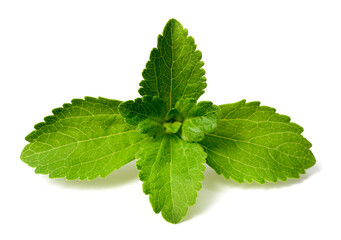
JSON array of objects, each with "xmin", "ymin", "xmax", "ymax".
[{"xmin": 1, "ymin": 1, "xmax": 340, "ymax": 239}]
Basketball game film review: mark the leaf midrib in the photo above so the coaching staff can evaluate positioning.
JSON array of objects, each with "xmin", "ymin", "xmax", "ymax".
[
  {"xmin": 204, "ymin": 133, "xmax": 311, "ymax": 160},
  {"xmin": 169, "ymin": 19, "xmax": 174, "ymax": 110},
  {"xmin": 23, "ymin": 130, "xmax": 138, "ymax": 157}
]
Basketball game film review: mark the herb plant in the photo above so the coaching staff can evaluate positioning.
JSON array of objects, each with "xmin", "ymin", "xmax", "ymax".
[{"xmin": 21, "ymin": 19, "xmax": 316, "ymax": 224}]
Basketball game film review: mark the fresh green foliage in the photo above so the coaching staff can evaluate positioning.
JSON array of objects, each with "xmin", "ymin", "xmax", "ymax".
[
  {"xmin": 175, "ymin": 99, "xmax": 221, "ymax": 142},
  {"xmin": 163, "ymin": 121, "xmax": 182, "ymax": 133},
  {"xmin": 119, "ymin": 96, "xmax": 166, "ymax": 137},
  {"xmin": 136, "ymin": 134, "xmax": 206, "ymax": 223},
  {"xmin": 165, "ymin": 108, "xmax": 182, "ymax": 122},
  {"xmin": 200, "ymin": 100, "xmax": 316, "ymax": 183},
  {"xmin": 21, "ymin": 18, "xmax": 316, "ymax": 224},
  {"xmin": 137, "ymin": 118, "xmax": 165, "ymax": 137},
  {"xmin": 119, "ymin": 96, "xmax": 166, "ymax": 125},
  {"xmin": 21, "ymin": 97, "xmax": 146, "ymax": 180},
  {"xmin": 138, "ymin": 19, "xmax": 207, "ymax": 111}
]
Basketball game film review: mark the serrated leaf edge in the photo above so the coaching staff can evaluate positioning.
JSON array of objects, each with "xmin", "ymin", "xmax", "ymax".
[
  {"xmin": 135, "ymin": 134, "xmax": 207, "ymax": 223},
  {"xmin": 201, "ymin": 99, "xmax": 316, "ymax": 184},
  {"xmin": 20, "ymin": 96, "xmax": 147, "ymax": 181}
]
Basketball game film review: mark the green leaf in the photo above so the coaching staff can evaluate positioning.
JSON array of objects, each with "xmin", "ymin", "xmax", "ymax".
[
  {"xmin": 119, "ymin": 96, "xmax": 167, "ymax": 137},
  {"xmin": 163, "ymin": 121, "xmax": 182, "ymax": 134},
  {"xmin": 136, "ymin": 134, "xmax": 206, "ymax": 223},
  {"xmin": 165, "ymin": 108, "xmax": 182, "ymax": 122},
  {"xmin": 136, "ymin": 119, "xmax": 165, "ymax": 137},
  {"xmin": 175, "ymin": 99, "xmax": 221, "ymax": 142},
  {"xmin": 200, "ymin": 100, "xmax": 316, "ymax": 183},
  {"xmin": 21, "ymin": 97, "xmax": 146, "ymax": 180},
  {"xmin": 119, "ymin": 95, "xmax": 166, "ymax": 125},
  {"xmin": 138, "ymin": 18, "xmax": 207, "ymax": 111}
]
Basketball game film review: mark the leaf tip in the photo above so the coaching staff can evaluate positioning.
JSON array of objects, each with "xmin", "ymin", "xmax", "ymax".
[{"xmin": 167, "ymin": 18, "xmax": 181, "ymax": 26}]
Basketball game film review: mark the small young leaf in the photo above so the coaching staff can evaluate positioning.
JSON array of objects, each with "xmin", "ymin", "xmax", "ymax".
[
  {"xmin": 21, "ymin": 97, "xmax": 146, "ymax": 180},
  {"xmin": 163, "ymin": 121, "xmax": 182, "ymax": 134},
  {"xmin": 175, "ymin": 99, "xmax": 221, "ymax": 142},
  {"xmin": 119, "ymin": 95, "xmax": 166, "ymax": 125},
  {"xmin": 200, "ymin": 100, "xmax": 316, "ymax": 183},
  {"xmin": 165, "ymin": 108, "xmax": 182, "ymax": 122},
  {"xmin": 175, "ymin": 98, "xmax": 197, "ymax": 117},
  {"xmin": 136, "ymin": 134, "xmax": 206, "ymax": 223},
  {"xmin": 119, "ymin": 96, "xmax": 167, "ymax": 137},
  {"xmin": 136, "ymin": 119, "xmax": 165, "ymax": 137},
  {"xmin": 138, "ymin": 19, "xmax": 207, "ymax": 111}
]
